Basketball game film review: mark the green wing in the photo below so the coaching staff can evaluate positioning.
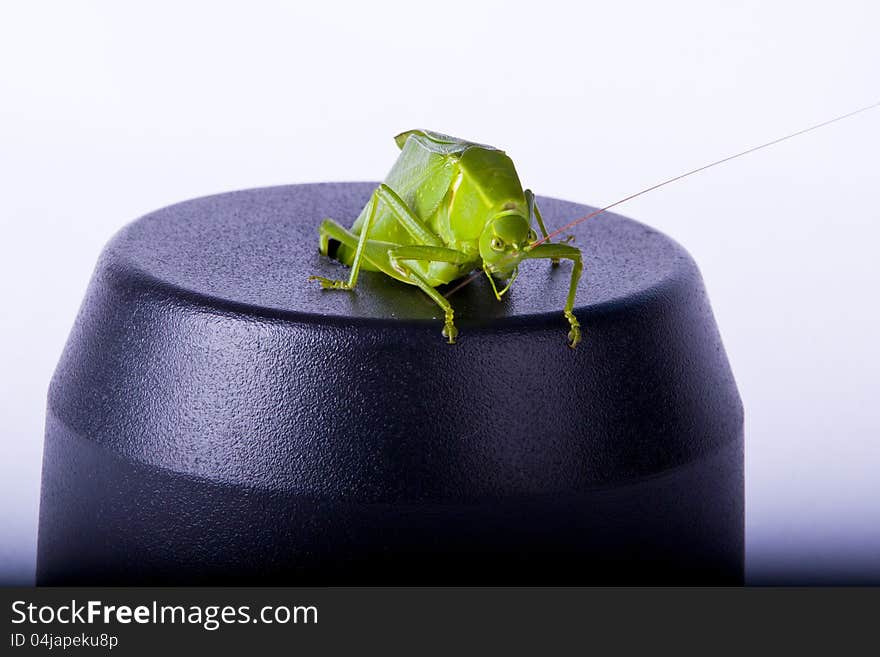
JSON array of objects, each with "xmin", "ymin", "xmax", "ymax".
[
  {"xmin": 394, "ymin": 129, "xmax": 498, "ymax": 154},
  {"xmin": 348, "ymin": 130, "xmax": 466, "ymax": 246},
  {"xmin": 383, "ymin": 133, "xmax": 460, "ymax": 225},
  {"xmin": 346, "ymin": 130, "xmax": 507, "ymax": 254}
]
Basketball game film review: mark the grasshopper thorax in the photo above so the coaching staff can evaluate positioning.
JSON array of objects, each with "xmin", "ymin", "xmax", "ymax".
[{"xmin": 479, "ymin": 210, "xmax": 535, "ymax": 276}]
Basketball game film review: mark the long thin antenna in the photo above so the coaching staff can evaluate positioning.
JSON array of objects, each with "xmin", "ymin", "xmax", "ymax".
[
  {"xmin": 536, "ymin": 99, "xmax": 880, "ymax": 246},
  {"xmin": 444, "ymin": 99, "xmax": 880, "ymax": 299}
]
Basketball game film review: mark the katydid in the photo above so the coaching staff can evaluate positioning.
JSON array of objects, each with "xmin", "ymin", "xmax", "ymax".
[
  {"xmin": 309, "ymin": 103, "xmax": 879, "ymax": 346},
  {"xmin": 308, "ymin": 129, "xmax": 582, "ymax": 346}
]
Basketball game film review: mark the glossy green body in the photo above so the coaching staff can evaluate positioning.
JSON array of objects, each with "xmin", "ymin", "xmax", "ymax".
[
  {"xmin": 309, "ymin": 130, "xmax": 583, "ymax": 346},
  {"xmin": 338, "ymin": 131, "xmax": 527, "ymax": 285}
]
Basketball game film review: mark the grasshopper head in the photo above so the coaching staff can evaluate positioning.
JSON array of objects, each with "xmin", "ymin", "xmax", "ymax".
[{"xmin": 479, "ymin": 211, "xmax": 536, "ymax": 277}]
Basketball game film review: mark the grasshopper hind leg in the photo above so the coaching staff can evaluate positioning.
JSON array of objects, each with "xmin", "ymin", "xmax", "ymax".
[
  {"xmin": 318, "ymin": 228, "xmax": 340, "ymax": 260},
  {"xmin": 309, "ymin": 222, "xmax": 464, "ymax": 343},
  {"xmin": 309, "ymin": 190, "xmax": 381, "ymax": 290},
  {"xmin": 309, "ymin": 219, "xmax": 360, "ymax": 289}
]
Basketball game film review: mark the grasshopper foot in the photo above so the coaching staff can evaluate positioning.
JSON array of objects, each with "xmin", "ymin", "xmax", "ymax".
[
  {"xmin": 564, "ymin": 311, "xmax": 582, "ymax": 349},
  {"xmin": 441, "ymin": 314, "xmax": 458, "ymax": 344},
  {"xmin": 308, "ymin": 275, "xmax": 351, "ymax": 290}
]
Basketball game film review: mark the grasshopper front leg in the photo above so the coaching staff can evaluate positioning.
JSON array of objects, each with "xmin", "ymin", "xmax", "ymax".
[{"xmin": 524, "ymin": 243, "xmax": 583, "ymax": 348}]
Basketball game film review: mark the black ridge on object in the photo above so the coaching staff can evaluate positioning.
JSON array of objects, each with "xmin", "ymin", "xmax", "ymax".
[{"xmin": 37, "ymin": 182, "xmax": 744, "ymax": 584}]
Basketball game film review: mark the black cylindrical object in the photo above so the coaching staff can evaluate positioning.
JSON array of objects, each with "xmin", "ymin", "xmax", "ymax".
[{"xmin": 37, "ymin": 183, "xmax": 743, "ymax": 584}]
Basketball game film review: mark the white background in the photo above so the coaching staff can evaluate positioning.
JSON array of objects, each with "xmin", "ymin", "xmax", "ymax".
[{"xmin": 1, "ymin": 1, "xmax": 878, "ymax": 584}]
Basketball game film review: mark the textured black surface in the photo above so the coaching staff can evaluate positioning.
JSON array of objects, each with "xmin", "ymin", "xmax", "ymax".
[{"xmin": 38, "ymin": 182, "xmax": 744, "ymax": 584}]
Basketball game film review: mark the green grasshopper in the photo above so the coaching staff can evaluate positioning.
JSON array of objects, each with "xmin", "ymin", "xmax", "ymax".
[
  {"xmin": 308, "ymin": 129, "xmax": 583, "ymax": 347},
  {"xmin": 308, "ymin": 103, "xmax": 880, "ymax": 347}
]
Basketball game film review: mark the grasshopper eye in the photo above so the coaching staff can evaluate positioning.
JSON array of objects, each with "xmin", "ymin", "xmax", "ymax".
[
  {"xmin": 528, "ymin": 229, "xmax": 538, "ymax": 242},
  {"xmin": 490, "ymin": 237, "xmax": 504, "ymax": 251}
]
